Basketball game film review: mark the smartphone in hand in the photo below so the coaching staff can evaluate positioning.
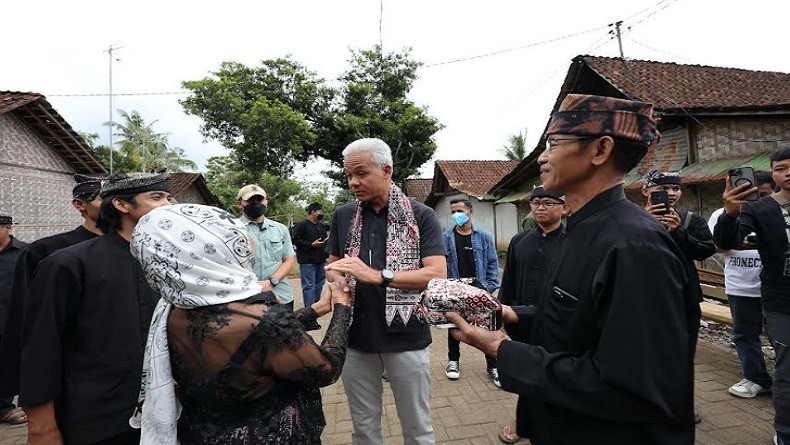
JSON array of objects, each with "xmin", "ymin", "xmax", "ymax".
[
  {"xmin": 650, "ymin": 190, "xmax": 670, "ymax": 214},
  {"xmin": 729, "ymin": 167, "xmax": 759, "ymax": 201}
]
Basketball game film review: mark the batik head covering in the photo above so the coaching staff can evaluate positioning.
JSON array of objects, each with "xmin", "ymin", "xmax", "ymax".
[
  {"xmin": 129, "ymin": 204, "xmax": 262, "ymax": 445},
  {"xmin": 72, "ymin": 174, "xmax": 104, "ymax": 200},
  {"xmin": 100, "ymin": 171, "xmax": 170, "ymax": 199},
  {"xmin": 642, "ymin": 170, "xmax": 682, "ymax": 188},
  {"xmin": 546, "ymin": 93, "xmax": 659, "ymax": 144}
]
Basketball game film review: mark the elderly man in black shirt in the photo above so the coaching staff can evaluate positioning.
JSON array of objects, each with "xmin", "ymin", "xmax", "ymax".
[
  {"xmin": 715, "ymin": 146, "xmax": 790, "ymax": 445},
  {"xmin": 325, "ymin": 137, "xmax": 446, "ymax": 445},
  {"xmin": 449, "ymin": 94, "xmax": 700, "ymax": 445}
]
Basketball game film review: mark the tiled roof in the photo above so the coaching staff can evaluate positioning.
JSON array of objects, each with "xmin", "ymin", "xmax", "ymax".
[
  {"xmin": 435, "ymin": 160, "xmax": 520, "ymax": 198},
  {"xmin": 0, "ymin": 91, "xmax": 106, "ymax": 174},
  {"xmin": 403, "ymin": 178, "xmax": 433, "ymax": 203},
  {"xmin": 168, "ymin": 172, "xmax": 221, "ymax": 207},
  {"xmin": 579, "ymin": 55, "xmax": 790, "ymax": 111}
]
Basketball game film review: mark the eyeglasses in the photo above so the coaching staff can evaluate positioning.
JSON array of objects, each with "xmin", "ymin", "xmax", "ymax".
[
  {"xmin": 545, "ymin": 136, "xmax": 593, "ymax": 152},
  {"xmin": 529, "ymin": 200, "xmax": 563, "ymax": 208}
]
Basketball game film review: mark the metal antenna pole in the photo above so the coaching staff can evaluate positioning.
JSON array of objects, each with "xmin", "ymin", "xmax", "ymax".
[
  {"xmin": 105, "ymin": 44, "xmax": 123, "ymax": 173},
  {"xmin": 614, "ymin": 21, "xmax": 625, "ymax": 59}
]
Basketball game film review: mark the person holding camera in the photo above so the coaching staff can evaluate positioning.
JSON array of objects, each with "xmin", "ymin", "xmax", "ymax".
[
  {"xmin": 708, "ymin": 170, "xmax": 775, "ymax": 399},
  {"xmin": 642, "ymin": 170, "xmax": 716, "ymax": 302},
  {"xmin": 292, "ymin": 202, "xmax": 330, "ymax": 316},
  {"xmin": 715, "ymin": 147, "xmax": 790, "ymax": 445}
]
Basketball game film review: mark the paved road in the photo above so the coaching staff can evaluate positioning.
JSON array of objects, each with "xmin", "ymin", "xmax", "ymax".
[{"xmin": 1, "ymin": 279, "xmax": 776, "ymax": 444}]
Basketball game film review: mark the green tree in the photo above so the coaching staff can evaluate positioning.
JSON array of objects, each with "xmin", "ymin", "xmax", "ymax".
[
  {"xmin": 110, "ymin": 110, "xmax": 197, "ymax": 172},
  {"xmin": 317, "ymin": 46, "xmax": 443, "ymax": 186},
  {"xmin": 181, "ymin": 59, "xmax": 333, "ymax": 178},
  {"xmin": 501, "ymin": 130, "xmax": 528, "ymax": 161}
]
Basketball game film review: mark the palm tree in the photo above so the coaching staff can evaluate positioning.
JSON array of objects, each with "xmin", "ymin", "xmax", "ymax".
[
  {"xmin": 107, "ymin": 110, "xmax": 197, "ymax": 172},
  {"xmin": 501, "ymin": 129, "xmax": 528, "ymax": 161}
]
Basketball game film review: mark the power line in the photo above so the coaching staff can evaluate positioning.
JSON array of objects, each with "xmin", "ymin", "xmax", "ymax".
[
  {"xmin": 423, "ymin": 25, "xmax": 608, "ymax": 68},
  {"xmin": 629, "ymin": 38, "xmax": 691, "ymax": 63},
  {"xmin": 49, "ymin": 91, "xmax": 189, "ymax": 97}
]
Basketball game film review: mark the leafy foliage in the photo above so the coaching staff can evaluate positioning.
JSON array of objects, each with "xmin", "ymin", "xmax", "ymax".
[{"xmin": 501, "ymin": 130, "xmax": 528, "ymax": 161}]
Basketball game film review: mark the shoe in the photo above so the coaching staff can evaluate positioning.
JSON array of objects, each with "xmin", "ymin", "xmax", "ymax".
[
  {"xmin": 445, "ymin": 361, "xmax": 460, "ymax": 380},
  {"xmin": 728, "ymin": 378, "xmax": 770, "ymax": 398},
  {"xmin": 489, "ymin": 368, "xmax": 502, "ymax": 388},
  {"xmin": 694, "ymin": 411, "xmax": 701, "ymax": 425}
]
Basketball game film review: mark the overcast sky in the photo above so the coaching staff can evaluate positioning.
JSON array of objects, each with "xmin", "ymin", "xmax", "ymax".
[{"xmin": 3, "ymin": 0, "xmax": 789, "ymax": 181}]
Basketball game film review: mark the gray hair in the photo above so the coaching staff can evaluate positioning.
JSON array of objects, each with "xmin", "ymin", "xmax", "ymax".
[{"xmin": 342, "ymin": 138, "xmax": 394, "ymax": 168}]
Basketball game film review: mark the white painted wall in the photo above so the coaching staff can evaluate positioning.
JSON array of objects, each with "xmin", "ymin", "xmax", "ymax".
[
  {"xmin": 494, "ymin": 203, "xmax": 519, "ymax": 250},
  {"xmin": 435, "ymin": 193, "xmax": 496, "ymax": 240}
]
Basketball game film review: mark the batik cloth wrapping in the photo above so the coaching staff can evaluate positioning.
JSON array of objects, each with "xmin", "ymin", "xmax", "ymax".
[
  {"xmin": 420, "ymin": 278, "xmax": 501, "ymax": 330},
  {"xmin": 128, "ymin": 204, "xmax": 262, "ymax": 445}
]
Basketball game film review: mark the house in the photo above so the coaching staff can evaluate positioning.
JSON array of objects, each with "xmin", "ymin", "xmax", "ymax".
[
  {"xmin": 0, "ymin": 91, "xmax": 107, "ymax": 242},
  {"xmin": 491, "ymin": 55, "xmax": 790, "ymax": 233},
  {"xmin": 425, "ymin": 160, "xmax": 519, "ymax": 250},
  {"xmin": 168, "ymin": 172, "xmax": 221, "ymax": 207},
  {"xmin": 402, "ymin": 178, "xmax": 433, "ymax": 204}
]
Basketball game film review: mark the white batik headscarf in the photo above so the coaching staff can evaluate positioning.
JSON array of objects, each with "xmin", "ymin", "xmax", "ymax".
[{"xmin": 128, "ymin": 204, "xmax": 262, "ymax": 445}]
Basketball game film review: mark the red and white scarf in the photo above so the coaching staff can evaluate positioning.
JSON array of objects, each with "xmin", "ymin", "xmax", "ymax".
[{"xmin": 346, "ymin": 182, "xmax": 423, "ymax": 331}]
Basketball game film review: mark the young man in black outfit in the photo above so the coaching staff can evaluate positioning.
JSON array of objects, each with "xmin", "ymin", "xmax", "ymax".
[
  {"xmin": 715, "ymin": 147, "xmax": 790, "ymax": 445},
  {"xmin": 291, "ymin": 202, "xmax": 330, "ymax": 316},
  {"xmin": 0, "ymin": 215, "xmax": 27, "ymax": 425}
]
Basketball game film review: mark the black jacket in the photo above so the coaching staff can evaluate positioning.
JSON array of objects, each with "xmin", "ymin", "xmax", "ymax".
[
  {"xmin": 291, "ymin": 219, "xmax": 329, "ymax": 264},
  {"xmin": 499, "ymin": 186, "xmax": 699, "ymax": 445},
  {"xmin": 673, "ymin": 209, "xmax": 715, "ymax": 302}
]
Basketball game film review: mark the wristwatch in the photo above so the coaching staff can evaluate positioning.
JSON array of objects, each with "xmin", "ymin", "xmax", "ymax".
[
  {"xmin": 380, "ymin": 269, "xmax": 395, "ymax": 288},
  {"xmin": 268, "ymin": 276, "xmax": 280, "ymax": 287}
]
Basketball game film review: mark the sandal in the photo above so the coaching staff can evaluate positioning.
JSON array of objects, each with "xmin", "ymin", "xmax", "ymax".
[
  {"xmin": 498, "ymin": 424, "xmax": 521, "ymax": 444},
  {"xmin": 0, "ymin": 407, "xmax": 27, "ymax": 425}
]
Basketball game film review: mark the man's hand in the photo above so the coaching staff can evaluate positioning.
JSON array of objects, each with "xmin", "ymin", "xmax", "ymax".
[
  {"xmin": 24, "ymin": 402, "xmax": 64, "ymax": 445},
  {"xmin": 645, "ymin": 203, "xmax": 667, "ymax": 220},
  {"xmin": 445, "ymin": 312, "xmax": 510, "ymax": 358},
  {"xmin": 501, "ymin": 305, "xmax": 518, "ymax": 324},
  {"xmin": 324, "ymin": 255, "xmax": 382, "ymax": 285},
  {"xmin": 723, "ymin": 179, "xmax": 758, "ymax": 217},
  {"xmin": 311, "ymin": 238, "xmax": 326, "ymax": 248},
  {"xmin": 660, "ymin": 208, "xmax": 682, "ymax": 232},
  {"xmin": 259, "ymin": 280, "xmax": 274, "ymax": 292}
]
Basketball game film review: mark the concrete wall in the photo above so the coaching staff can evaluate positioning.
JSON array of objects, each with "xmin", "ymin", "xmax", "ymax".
[
  {"xmin": 0, "ymin": 113, "xmax": 81, "ymax": 242},
  {"xmin": 494, "ymin": 203, "xmax": 518, "ymax": 250},
  {"xmin": 435, "ymin": 193, "xmax": 496, "ymax": 239}
]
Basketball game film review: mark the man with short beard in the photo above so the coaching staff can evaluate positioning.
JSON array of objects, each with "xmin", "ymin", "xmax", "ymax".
[
  {"xmin": 21, "ymin": 172, "xmax": 169, "ymax": 445},
  {"xmin": 449, "ymin": 95, "xmax": 700, "ymax": 445},
  {"xmin": 236, "ymin": 184, "xmax": 297, "ymax": 310},
  {"xmin": 0, "ymin": 175, "xmax": 104, "ymax": 420}
]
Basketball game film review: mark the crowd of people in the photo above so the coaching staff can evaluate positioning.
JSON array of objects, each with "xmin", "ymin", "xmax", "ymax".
[{"xmin": 0, "ymin": 94, "xmax": 788, "ymax": 445}]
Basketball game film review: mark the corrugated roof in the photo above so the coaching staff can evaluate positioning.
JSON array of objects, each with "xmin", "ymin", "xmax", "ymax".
[
  {"xmin": 679, "ymin": 154, "xmax": 770, "ymax": 185},
  {"xmin": 435, "ymin": 160, "xmax": 520, "ymax": 198},
  {"xmin": 580, "ymin": 55, "xmax": 790, "ymax": 111},
  {"xmin": 624, "ymin": 128, "xmax": 689, "ymax": 189},
  {"xmin": 403, "ymin": 178, "xmax": 433, "ymax": 203}
]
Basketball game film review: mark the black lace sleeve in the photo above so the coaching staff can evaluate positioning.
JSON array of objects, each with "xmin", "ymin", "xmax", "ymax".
[
  {"xmin": 257, "ymin": 304, "xmax": 351, "ymax": 387},
  {"xmin": 294, "ymin": 307, "xmax": 319, "ymax": 331}
]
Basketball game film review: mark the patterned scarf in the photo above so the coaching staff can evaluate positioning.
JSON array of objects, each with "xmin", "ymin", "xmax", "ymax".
[
  {"xmin": 128, "ymin": 204, "xmax": 262, "ymax": 445},
  {"xmin": 346, "ymin": 182, "xmax": 423, "ymax": 332}
]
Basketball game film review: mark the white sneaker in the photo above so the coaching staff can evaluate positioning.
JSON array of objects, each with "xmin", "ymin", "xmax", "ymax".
[
  {"xmin": 489, "ymin": 368, "xmax": 502, "ymax": 388},
  {"xmin": 445, "ymin": 361, "xmax": 460, "ymax": 380},
  {"xmin": 728, "ymin": 378, "xmax": 769, "ymax": 398}
]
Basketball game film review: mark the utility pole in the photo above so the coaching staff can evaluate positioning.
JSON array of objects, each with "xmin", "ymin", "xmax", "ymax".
[
  {"xmin": 614, "ymin": 21, "xmax": 625, "ymax": 59},
  {"xmin": 105, "ymin": 44, "xmax": 123, "ymax": 173}
]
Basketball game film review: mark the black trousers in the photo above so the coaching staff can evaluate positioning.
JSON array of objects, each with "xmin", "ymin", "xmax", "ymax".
[
  {"xmin": 765, "ymin": 311, "xmax": 790, "ymax": 441},
  {"xmin": 81, "ymin": 429, "xmax": 141, "ymax": 445},
  {"xmin": 448, "ymin": 330, "xmax": 497, "ymax": 370}
]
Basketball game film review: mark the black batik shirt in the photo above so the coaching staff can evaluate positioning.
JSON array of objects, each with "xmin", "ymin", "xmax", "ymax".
[
  {"xmin": 326, "ymin": 199, "xmax": 446, "ymax": 353},
  {"xmin": 498, "ymin": 185, "xmax": 699, "ymax": 445},
  {"xmin": 20, "ymin": 231, "xmax": 158, "ymax": 445}
]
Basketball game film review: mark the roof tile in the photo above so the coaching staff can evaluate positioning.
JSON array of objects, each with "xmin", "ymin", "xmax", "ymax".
[{"xmin": 436, "ymin": 160, "xmax": 520, "ymax": 198}]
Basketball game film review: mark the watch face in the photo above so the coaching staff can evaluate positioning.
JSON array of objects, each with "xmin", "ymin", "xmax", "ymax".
[
  {"xmin": 382, "ymin": 269, "xmax": 395, "ymax": 280},
  {"xmin": 269, "ymin": 277, "xmax": 280, "ymax": 286}
]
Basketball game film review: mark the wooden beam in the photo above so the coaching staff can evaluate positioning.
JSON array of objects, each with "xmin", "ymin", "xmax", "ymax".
[
  {"xmin": 700, "ymin": 301, "xmax": 732, "ymax": 325},
  {"xmin": 19, "ymin": 106, "xmax": 94, "ymax": 173},
  {"xmin": 33, "ymin": 103, "xmax": 106, "ymax": 173}
]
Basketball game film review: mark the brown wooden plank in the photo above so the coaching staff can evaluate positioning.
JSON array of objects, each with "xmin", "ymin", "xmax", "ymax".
[{"xmin": 700, "ymin": 301, "xmax": 732, "ymax": 325}]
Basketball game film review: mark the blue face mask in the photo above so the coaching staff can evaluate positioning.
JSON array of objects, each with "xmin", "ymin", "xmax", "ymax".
[{"xmin": 452, "ymin": 212, "xmax": 470, "ymax": 227}]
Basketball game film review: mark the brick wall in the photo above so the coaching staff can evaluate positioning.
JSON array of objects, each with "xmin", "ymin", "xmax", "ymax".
[
  {"xmin": 692, "ymin": 118, "xmax": 790, "ymax": 162},
  {"xmin": 0, "ymin": 113, "xmax": 81, "ymax": 242}
]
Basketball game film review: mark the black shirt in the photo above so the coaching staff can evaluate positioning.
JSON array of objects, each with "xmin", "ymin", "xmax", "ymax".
[
  {"xmin": 674, "ymin": 209, "xmax": 715, "ymax": 302},
  {"xmin": 498, "ymin": 186, "xmax": 699, "ymax": 445},
  {"xmin": 326, "ymin": 199, "xmax": 446, "ymax": 353},
  {"xmin": 499, "ymin": 226, "xmax": 563, "ymax": 307},
  {"xmin": 0, "ymin": 235, "xmax": 28, "ymax": 334},
  {"xmin": 454, "ymin": 230, "xmax": 475, "ymax": 279},
  {"xmin": 0, "ymin": 226, "xmax": 98, "ymax": 397},
  {"xmin": 20, "ymin": 231, "xmax": 158, "ymax": 445},
  {"xmin": 291, "ymin": 219, "xmax": 329, "ymax": 264},
  {"xmin": 714, "ymin": 196, "xmax": 790, "ymax": 314}
]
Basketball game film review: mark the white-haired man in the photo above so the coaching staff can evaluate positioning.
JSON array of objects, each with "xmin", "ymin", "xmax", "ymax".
[{"xmin": 325, "ymin": 138, "xmax": 447, "ymax": 445}]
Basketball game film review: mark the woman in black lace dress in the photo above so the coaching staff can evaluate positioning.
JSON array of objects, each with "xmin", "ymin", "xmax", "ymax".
[{"xmin": 129, "ymin": 204, "xmax": 351, "ymax": 445}]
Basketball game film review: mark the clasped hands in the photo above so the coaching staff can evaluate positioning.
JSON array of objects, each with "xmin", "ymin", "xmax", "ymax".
[
  {"xmin": 445, "ymin": 305, "xmax": 519, "ymax": 358},
  {"xmin": 324, "ymin": 255, "xmax": 382, "ymax": 290}
]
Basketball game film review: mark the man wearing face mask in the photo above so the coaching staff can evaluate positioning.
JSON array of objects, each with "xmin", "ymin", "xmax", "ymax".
[
  {"xmin": 291, "ymin": 202, "xmax": 330, "ymax": 314},
  {"xmin": 236, "ymin": 184, "xmax": 297, "ymax": 309},
  {"xmin": 443, "ymin": 198, "xmax": 501, "ymax": 386}
]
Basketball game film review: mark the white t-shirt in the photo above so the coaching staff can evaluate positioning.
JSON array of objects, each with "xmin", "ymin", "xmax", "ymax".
[{"xmin": 708, "ymin": 208, "xmax": 762, "ymax": 297}]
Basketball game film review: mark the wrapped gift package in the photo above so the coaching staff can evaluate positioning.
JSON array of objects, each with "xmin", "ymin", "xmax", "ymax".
[{"xmin": 419, "ymin": 278, "xmax": 501, "ymax": 330}]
